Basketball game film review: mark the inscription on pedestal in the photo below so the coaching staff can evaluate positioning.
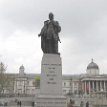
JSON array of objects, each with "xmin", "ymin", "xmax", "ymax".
[{"xmin": 42, "ymin": 64, "xmax": 61, "ymax": 85}]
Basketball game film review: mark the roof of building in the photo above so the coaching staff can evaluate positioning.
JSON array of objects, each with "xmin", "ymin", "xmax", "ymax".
[
  {"xmin": 87, "ymin": 59, "xmax": 99, "ymax": 70},
  {"xmin": 62, "ymin": 74, "xmax": 80, "ymax": 80},
  {"xmin": 5, "ymin": 72, "xmax": 107, "ymax": 82}
]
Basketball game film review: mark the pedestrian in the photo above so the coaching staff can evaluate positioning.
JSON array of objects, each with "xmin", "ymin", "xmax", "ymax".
[
  {"xmin": 4, "ymin": 102, "xmax": 7, "ymax": 106},
  {"xmin": 32, "ymin": 102, "xmax": 34, "ymax": 107},
  {"xmin": 19, "ymin": 101, "xmax": 21, "ymax": 107},
  {"xmin": 17, "ymin": 101, "xmax": 19, "ymax": 107},
  {"xmin": 86, "ymin": 101, "xmax": 89, "ymax": 107},
  {"xmin": 18, "ymin": 93, "xmax": 19, "ymax": 97},
  {"xmin": 80, "ymin": 101, "xmax": 84, "ymax": 107}
]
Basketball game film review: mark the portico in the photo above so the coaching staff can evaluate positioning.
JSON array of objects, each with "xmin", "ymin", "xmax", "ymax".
[{"xmin": 81, "ymin": 76, "xmax": 107, "ymax": 95}]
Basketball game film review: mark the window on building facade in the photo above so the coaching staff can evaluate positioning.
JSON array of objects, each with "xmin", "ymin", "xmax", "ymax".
[
  {"xmin": 64, "ymin": 82, "xmax": 66, "ymax": 86},
  {"xmin": 70, "ymin": 82, "xmax": 72, "ymax": 86},
  {"xmin": 18, "ymin": 81, "xmax": 22, "ymax": 86},
  {"xmin": 27, "ymin": 81, "xmax": 29, "ymax": 85},
  {"xmin": 69, "ymin": 90, "xmax": 72, "ymax": 93},
  {"xmin": 18, "ymin": 89, "xmax": 22, "ymax": 94},
  {"xmin": 27, "ymin": 89, "xmax": 30, "ymax": 94},
  {"xmin": 74, "ymin": 82, "xmax": 77, "ymax": 86},
  {"xmin": 32, "ymin": 89, "xmax": 35, "ymax": 93},
  {"xmin": 74, "ymin": 90, "xmax": 78, "ymax": 94},
  {"xmin": 63, "ymin": 90, "xmax": 66, "ymax": 93}
]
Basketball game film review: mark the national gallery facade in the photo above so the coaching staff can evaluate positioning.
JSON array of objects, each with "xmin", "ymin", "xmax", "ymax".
[{"xmin": 1, "ymin": 59, "xmax": 107, "ymax": 96}]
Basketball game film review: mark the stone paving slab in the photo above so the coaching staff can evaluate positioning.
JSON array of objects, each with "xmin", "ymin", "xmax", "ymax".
[{"xmin": 0, "ymin": 106, "xmax": 33, "ymax": 107}]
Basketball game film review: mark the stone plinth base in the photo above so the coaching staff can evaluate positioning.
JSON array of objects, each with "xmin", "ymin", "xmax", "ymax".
[
  {"xmin": 35, "ymin": 54, "xmax": 67, "ymax": 107},
  {"xmin": 35, "ymin": 95, "xmax": 67, "ymax": 107},
  {"xmin": 40, "ymin": 54, "xmax": 62, "ymax": 95}
]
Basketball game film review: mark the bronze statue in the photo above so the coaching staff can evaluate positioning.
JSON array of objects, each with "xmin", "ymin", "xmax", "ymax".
[{"xmin": 38, "ymin": 13, "xmax": 61, "ymax": 54}]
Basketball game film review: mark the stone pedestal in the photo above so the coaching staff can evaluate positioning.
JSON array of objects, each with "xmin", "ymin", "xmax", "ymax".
[{"xmin": 35, "ymin": 54, "xmax": 67, "ymax": 107}]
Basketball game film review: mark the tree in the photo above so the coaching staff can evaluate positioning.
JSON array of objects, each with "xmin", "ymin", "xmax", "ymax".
[
  {"xmin": 33, "ymin": 76, "xmax": 40, "ymax": 88},
  {"xmin": 0, "ymin": 62, "xmax": 14, "ymax": 94}
]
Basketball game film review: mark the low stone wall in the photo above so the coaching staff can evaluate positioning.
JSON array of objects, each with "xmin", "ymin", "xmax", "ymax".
[{"xmin": 8, "ymin": 101, "xmax": 34, "ymax": 106}]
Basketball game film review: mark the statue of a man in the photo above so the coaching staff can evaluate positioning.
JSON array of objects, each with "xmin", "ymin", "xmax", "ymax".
[{"xmin": 38, "ymin": 13, "xmax": 61, "ymax": 54}]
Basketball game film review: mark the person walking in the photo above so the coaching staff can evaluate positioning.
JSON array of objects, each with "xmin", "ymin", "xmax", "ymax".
[
  {"xmin": 80, "ymin": 101, "xmax": 84, "ymax": 107},
  {"xmin": 86, "ymin": 101, "xmax": 89, "ymax": 107},
  {"xmin": 32, "ymin": 102, "xmax": 35, "ymax": 107},
  {"xmin": 19, "ymin": 101, "xmax": 21, "ymax": 107}
]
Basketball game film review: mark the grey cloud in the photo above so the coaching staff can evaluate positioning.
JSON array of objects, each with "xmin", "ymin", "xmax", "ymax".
[{"xmin": 1, "ymin": 0, "xmax": 107, "ymax": 36}]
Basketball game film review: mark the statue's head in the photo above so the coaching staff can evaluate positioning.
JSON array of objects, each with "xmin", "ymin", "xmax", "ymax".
[{"xmin": 49, "ymin": 12, "xmax": 54, "ymax": 20}]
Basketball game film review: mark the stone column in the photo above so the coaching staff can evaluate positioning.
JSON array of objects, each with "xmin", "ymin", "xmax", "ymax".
[
  {"xmin": 100, "ymin": 81, "xmax": 102, "ymax": 91},
  {"xmin": 96, "ymin": 81, "xmax": 98, "ymax": 91},
  {"xmin": 104, "ymin": 81, "xmax": 106, "ymax": 91},
  {"xmin": 85, "ymin": 81, "xmax": 86, "ymax": 95},
  {"xmin": 92, "ymin": 81, "xmax": 94, "ymax": 92},
  {"xmin": 89, "ymin": 81, "xmax": 91, "ymax": 94},
  {"xmin": 105, "ymin": 81, "xmax": 107, "ymax": 91},
  {"xmin": 82, "ymin": 81, "xmax": 84, "ymax": 94}
]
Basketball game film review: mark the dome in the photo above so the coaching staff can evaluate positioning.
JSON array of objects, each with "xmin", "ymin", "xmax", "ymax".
[
  {"xmin": 19, "ymin": 65, "xmax": 25, "ymax": 75},
  {"xmin": 20, "ymin": 65, "xmax": 24, "ymax": 69},
  {"xmin": 87, "ymin": 59, "xmax": 99, "ymax": 70}
]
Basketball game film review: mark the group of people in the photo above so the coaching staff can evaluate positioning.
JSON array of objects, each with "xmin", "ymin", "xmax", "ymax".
[
  {"xmin": 17, "ymin": 101, "xmax": 21, "ymax": 107},
  {"xmin": 68, "ymin": 99, "xmax": 89, "ymax": 107},
  {"xmin": 80, "ymin": 101, "xmax": 89, "ymax": 107},
  {"xmin": 17, "ymin": 101, "xmax": 34, "ymax": 107}
]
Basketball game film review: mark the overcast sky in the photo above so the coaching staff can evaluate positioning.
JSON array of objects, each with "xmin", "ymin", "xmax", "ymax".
[{"xmin": 0, "ymin": 0, "xmax": 107, "ymax": 74}]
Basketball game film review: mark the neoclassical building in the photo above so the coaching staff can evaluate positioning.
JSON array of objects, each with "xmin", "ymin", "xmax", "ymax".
[
  {"xmin": 1, "ymin": 59, "xmax": 107, "ymax": 96},
  {"xmin": 14, "ymin": 65, "xmax": 38, "ymax": 95},
  {"xmin": 81, "ymin": 59, "xmax": 107, "ymax": 96}
]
